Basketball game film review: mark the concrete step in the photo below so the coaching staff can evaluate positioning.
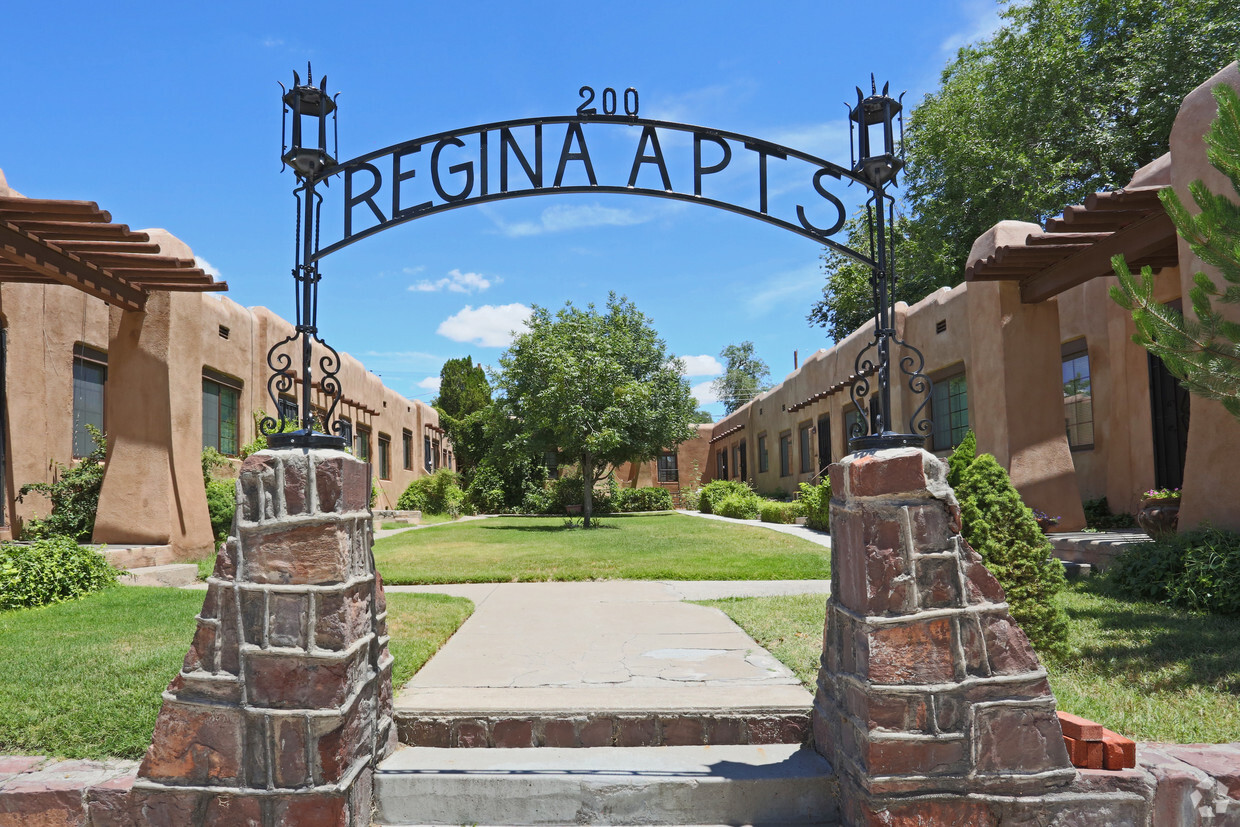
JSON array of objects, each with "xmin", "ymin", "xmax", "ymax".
[
  {"xmin": 373, "ymin": 744, "xmax": 839, "ymax": 826},
  {"xmin": 118, "ymin": 563, "xmax": 199, "ymax": 588},
  {"xmin": 99, "ymin": 544, "xmax": 179, "ymax": 570}
]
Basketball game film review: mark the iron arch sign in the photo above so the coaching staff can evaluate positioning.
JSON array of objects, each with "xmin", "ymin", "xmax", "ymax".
[{"xmin": 312, "ymin": 108, "xmax": 871, "ymax": 265}]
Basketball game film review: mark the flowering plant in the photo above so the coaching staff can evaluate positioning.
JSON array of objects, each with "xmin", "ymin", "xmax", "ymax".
[
  {"xmin": 1141, "ymin": 487, "xmax": 1181, "ymax": 501},
  {"xmin": 1032, "ymin": 509, "xmax": 1060, "ymax": 524}
]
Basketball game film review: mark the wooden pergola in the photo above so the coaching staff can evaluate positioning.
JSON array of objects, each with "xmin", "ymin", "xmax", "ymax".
[
  {"xmin": 0, "ymin": 196, "xmax": 225, "ymax": 310},
  {"xmin": 965, "ymin": 185, "xmax": 1178, "ymax": 303}
]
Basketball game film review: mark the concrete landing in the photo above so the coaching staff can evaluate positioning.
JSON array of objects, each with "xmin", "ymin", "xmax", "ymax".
[
  {"xmin": 373, "ymin": 744, "xmax": 839, "ymax": 825},
  {"xmin": 391, "ymin": 581, "xmax": 828, "ymax": 747},
  {"xmin": 118, "ymin": 563, "xmax": 198, "ymax": 587}
]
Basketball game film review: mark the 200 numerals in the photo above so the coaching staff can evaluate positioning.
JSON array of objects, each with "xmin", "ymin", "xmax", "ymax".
[{"xmin": 577, "ymin": 86, "xmax": 638, "ymax": 116}]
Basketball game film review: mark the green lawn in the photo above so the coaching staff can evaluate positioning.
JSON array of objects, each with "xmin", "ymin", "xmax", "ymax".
[
  {"xmin": 0, "ymin": 586, "xmax": 472, "ymax": 760},
  {"xmin": 701, "ymin": 580, "xmax": 1240, "ymax": 743},
  {"xmin": 372, "ymin": 513, "xmax": 831, "ymax": 584},
  {"xmin": 382, "ymin": 512, "xmax": 456, "ymax": 531}
]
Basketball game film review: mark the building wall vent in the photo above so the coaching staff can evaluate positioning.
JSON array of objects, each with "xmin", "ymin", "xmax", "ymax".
[
  {"xmin": 219, "ymin": 325, "xmax": 231, "ymax": 340},
  {"xmin": 935, "ymin": 319, "xmax": 947, "ymax": 334}
]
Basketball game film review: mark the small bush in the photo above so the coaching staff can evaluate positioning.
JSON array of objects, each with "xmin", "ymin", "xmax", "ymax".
[
  {"xmin": 398, "ymin": 469, "xmax": 465, "ymax": 515},
  {"xmin": 715, "ymin": 492, "xmax": 761, "ymax": 520},
  {"xmin": 18, "ymin": 426, "xmax": 107, "ymax": 542},
  {"xmin": 545, "ymin": 475, "xmax": 613, "ymax": 515},
  {"xmin": 1108, "ymin": 526, "xmax": 1240, "ymax": 614},
  {"xmin": 205, "ymin": 479, "xmax": 236, "ymax": 544},
  {"xmin": 1083, "ymin": 497, "xmax": 1137, "ymax": 530},
  {"xmin": 680, "ymin": 488, "xmax": 701, "ymax": 511},
  {"xmin": 0, "ymin": 537, "xmax": 118, "ymax": 611},
  {"xmin": 698, "ymin": 480, "xmax": 754, "ymax": 514},
  {"xmin": 614, "ymin": 487, "xmax": 673, "ymax": 512},
  {"xmin": 465, "ymin": 465, "xmax": 507, "ymax": 514},
  {"xmin": 798, "ymin": 479, "xmax": 831, "ymax": 531},
  {"xmin": 759, "ymin": 500, "xmax": 803, "ymax": 524}
]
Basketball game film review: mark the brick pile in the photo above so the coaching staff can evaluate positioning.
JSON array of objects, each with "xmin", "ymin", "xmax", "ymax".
[{"xmin": 1058, "ymin": 711, "xmax": 1137, "ymax": 770}]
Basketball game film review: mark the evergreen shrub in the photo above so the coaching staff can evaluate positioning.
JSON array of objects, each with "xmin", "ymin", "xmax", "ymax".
[
  {"xmin": 715, "ymin": 491, "xmax": 761, "ymax": 520},
  {"xmin": 797, "ymin": 479, "xmax": 831, "ymax": 531},
  {"xmin": 0, "ymin": 537, "xmax": 118, "ymax": 611},
  {"xmin": 614, "ymin": 487, "xmax": 674, "ymax": 512},
  {"xmin": 759, "ymin": 500, "xmax": 803, "ymax": 524},
  {"xmin": 947, "ymin": 431, "xmax": 1070, "ymax": 659},
  {"xmin": 698, "ymin": 480, "xmax": 753, "ymax": 514},
  {"xmin": 398, "ymin": 468, "xmax": 466, "ymax": 515}
]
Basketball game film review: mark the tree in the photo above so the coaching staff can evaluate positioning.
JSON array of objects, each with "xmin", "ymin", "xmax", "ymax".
[
  {"xmin": 433, "ymin": 356, "xmax": 493, "ymax": 476},
  {"xmin": 712, "ymin": 341, "xmax": 771, "ymax": 414},
  {"xmin": 1112, "ymin": 83, "xmax": 1240, "ymax": 420},
  {"xmin": 810, "ymin": 0, "xmax": 1240, "ymax": 337},
  {"xmin": 496, "ymin": 293, "xmax": 697, "ymax": 526},
  {"xmin": 690, "ymin": 410, "xmax": 714, "ymax": 423}
]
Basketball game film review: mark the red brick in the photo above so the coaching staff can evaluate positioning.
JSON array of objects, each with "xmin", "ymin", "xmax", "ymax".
[
  {"xmin": 283, "ymin": 455, "xmax": 309, "ymax": 515},
  {"xmin": 778, "ymin": 715, "xmax": 810, "ymax": 744},
  {"xmin": 493, "ymin": 719, "xmax": 535, "ymax": 748},
  {"xmin": 271, "ymin": 793, "xmax": 348, "ymax": 827},
  {"xmin": 453, "ymin": 721, "xmax": 489, "ymax": 748},
  {"xmin": 706, "ymin": 717, "xmax": 743, "ymax": 745},
  {"xmin": 0, "ymin": 781, "xmax": 87, "ymax": 826},
  {"xmin": 317, "ymin": 697, "xmax": 372, "ymax": 784},
  {"xmin": 616, "ymin": 718, "xmax": 657, "ymax": 747},
  {"xmin": 866, "ymin": 618, "xmax": 956, "ymax": 685},
  {"xmin": 1064, "ymin": 734, "xmax": 1104, "ymax": 769},
  {"xmin": 579, "ymin": 718, "xmax": 614, "ymax": 747},
  {"xmin": 961, "ymin": 545, "xmax": 1006, "ymax": 604},
  {"xmin": 204, "ymin": 794, "xmax": 263, "ymax": 824},
  {"xmin": 1101, "ymin": 729, "xmax": 1137, "ymax": 771},
  {"xmin": 861, "ymin": 797, "xmax": 996, "ymax": 826},
  {"xmin": 866, "ymin": 738, "xmax": 966, "ymax": 776},
  {"xmin": 542, "ymin": 720, "xmax": 578, "ymax": 748},
  {"xmin": 0, "ymin": 757, "xmax": 44, "ymax": 776},
  {"xmin": 271, "ymin": 716, "xmax": 310, "ymax": 788},
  {"xmin": 245, "ymin": 649, "xmax": 363, "ymax": 710},
  {"xmin": 981, "ymin": 615, "xmax": 1040, "ymax": 675},
  {"xmin": 660, "ymin": 717, "xmax": 705, "ymax": 746},
  {"xmin": 84, "ymin": 771, "xmax": 138, "ymax": 827},
  {"xmin": 138, "ymin": 702, "xmax": 243, "ymax": 786},
  {"xmin": 128, "ymin": 789, "xmax": 204, "ymax": 825},
  {"xmin": 846, "ymin": 452, "xmax": 926, "ymax": 498},
  {"xmin": 1056, "ymin": 711, "xmax": 1104, "ymax": 742},
  {"xmin": 401, "ymin": 719, "xmax": 450, "ymax": 748},
  {"xmin": 242, "ymin": 523, "xmax": 350, "ymax": 585}
]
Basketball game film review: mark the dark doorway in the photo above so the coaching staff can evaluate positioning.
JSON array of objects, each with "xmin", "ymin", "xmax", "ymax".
[
  {"xmin": 738, "ymin": 440, "xmax": 748, "ymax": 482},
  {"xmin": 0, "ymin": 329, "xmax": 7, "ymax": 527},
  {"xmin": 1147, "ymin": 351, "xmax": 1190, "ymax": 491},
  {"xmin": 817, "ymin": 414, "xmax": 831, "ymax": 476}
]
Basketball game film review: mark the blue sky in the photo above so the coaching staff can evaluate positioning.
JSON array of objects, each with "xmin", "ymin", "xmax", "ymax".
[{"xmin": 0, "ymin": 1, "xmax": 1001, "ymax": 418}]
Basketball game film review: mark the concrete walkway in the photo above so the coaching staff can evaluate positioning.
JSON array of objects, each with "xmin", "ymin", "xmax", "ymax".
[
  {"xmin": 676, "ymin": 508, "xmax": 832, "ymax": 548},
  {"xmin": 391, "ymin": 579, "xmax": 830, "ymax": 731}
]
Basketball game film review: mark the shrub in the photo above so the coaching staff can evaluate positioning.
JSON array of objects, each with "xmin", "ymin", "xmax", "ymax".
[
  {"xmin": 948, "ymin": 431, "xmax": 1071, "ymax": 659},
  {"xmin": 798, "ymin": 479, "xmax": 831, "ymax": 531},
  {"xmin": 715, "ymin": 492, "xmax": 761, "ymax": 520},
  {"xmin": 680, "ymin": 488, "xmax": 701, "ymax": 511},
  {"xmin": 759, "ymin": 500, "xmax": 803, "ymax": 524},
  {"xmin": 465, "ymin": 465, "xmax": 507, "ymax": 514},
  {"xmin": 614, "ymin": 487, "xmax": 673, "ymax": 512},
  {"xmin": 0, "ymin": 537, "xmax": 118, "ymax": 611},
  {"xmin": 205, "ymin": 479, "xmax": 236, "ymax": 544},
  {"xmin": 544, "ymin": 475, "xmax": 613, "ymax": 515},
  {"xmin": 1109, "ymin": 526, "xmax": 1240, "ymax": 614},
  {"xmin": 18, "ymin": 426, "xmax": 107, "ymax": 542},
  {"xmin": 1082, "ymin": 497, "xmax": 1137, "ymax": 530},
  {"xmin": 698, "ymin": 480, "xmax": 753, "ymax": 514},
  {"xmin": 398, "ymin": 469, "xmax": 465, "ymax": 515}
]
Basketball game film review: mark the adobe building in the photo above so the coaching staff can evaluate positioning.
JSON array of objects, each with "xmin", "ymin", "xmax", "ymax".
[
  {"xmin": 642, "ymin": 62, "xmax": 1240, "ymax": 534},
  {"xmin": 0, "ymin": 169, "xmax": 451, "ymax": 559}
]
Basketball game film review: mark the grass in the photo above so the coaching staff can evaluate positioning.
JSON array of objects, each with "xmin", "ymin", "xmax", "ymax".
[
  {"xmin": 0, "ymin": 586, "xmax": 473, "ymax": 760},
  {"xmin": 701, "ymin": 580, "xmax": 1240, "ymax": 743},
  {"xmin": 381, "ymin": 512, "xmax": 456, "ymax": 531},
  {"xmin": 372, "ymin": 513, "xmax": 831, "ymax": 584}
]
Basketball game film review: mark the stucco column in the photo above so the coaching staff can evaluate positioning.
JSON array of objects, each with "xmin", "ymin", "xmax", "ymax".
[
  {"xmin": 964, "ymin": 276, "xmax": 1086, "ymax": 530},
  {"xmin": 93, "ymin": 289, "xmax": 213, "ymax": 557},
  {"xmin": 1171, "ymin": 62, "xmax": 1240, "ymax": 532}
]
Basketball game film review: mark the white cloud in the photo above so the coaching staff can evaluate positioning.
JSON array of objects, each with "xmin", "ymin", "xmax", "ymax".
[
  {"xmin": 748, "ymin": 265, "xmax": 822, "ymax": 315},
  {"xmin": 490, "ymin": 203, "xmax": 651, "ymax": 238},
  {"xmin": 403, "ymin": 265, "xmax": 426, "ymax": 275},
  {"xmin": 194, "ymin": 255, "xmax": 220, "ymax": 278},
  {"xmin": 410, "ymin": 268, "xmax": 495, "ymax": 293},
  {"xmin": 436, "ymin": 303, "xmax": 532, "ymax": 348},
  {"xmin": 417, "ymin": 376, "xmax": 442, "ymax": 392},
  {"xmin": 262, "ymin": 37, "xmax": 284, "ymax": 48},
  {"xmin": 940, "ymin": 0, "xmax": 1003, "ymax": 54},
  {"xmin": 691, "ymin": 380, "xmax": 720, "ymax": 406},
  {"xmin": 678, "ymin": 355, "xmax": 724, "ymax": 377}
]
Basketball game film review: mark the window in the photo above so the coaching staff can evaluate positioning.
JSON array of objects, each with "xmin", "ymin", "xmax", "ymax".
[
  {"xmin": 72, "ymin": 345, "xmax": 107, "ymax": 457},
  {"xmin": 338, "ymin": 417, "xmax": 354, "ymax": 447},
  {"xmin": 277, "ymin": 395, "xmax": 299, "ymax": 427},
  {"xmin": 431, "ymin": 438, "xmax": 441, "ymax": 470},
  {"xmin": 378, "ymin": 433, "xmax": 391, "ymax": 479},
  {"xmin": 1063, "ymin": 342, "xmax": 1094, "ymax": 450},
  {"xmin": 717, "ymin": 449, "xmax": 727, "ymax": 480},
  {"xmin": 817, "ymin": 414, "xmax": 832, "ymax": 474},
  {"xmin": 844, "ymin": 408, "xmax": 864, "ymax": 444},
  {"xmin": 355, "ymin": 426, "xmax": 371, "ymax": 463},
  {"xmin": 731, "ymin": 444, "xmax": 739, "ymax": 478},
  {"xmin": 799, "ymin": 422, "xmax": 813, "ymax": 474},
  {"xmin": 403, "ymin": 429, "xmax": 414, "ymax": 470},
  {"xmin": 657, "ymin": 451, "xmax": 678, "ymax": 483},
  {"xmin": 779, "ymin": 431, "xmax": 792, "ymax": 477},
  {"xmin": 202, "ymin": 370, "xmax": 241, "ymax": 455},
  {"xmin": 930, "ymin": 371, "xmax": 969, "ymax": 452},
  {"xmin": 424, "ymin": 435, "xmax": 433, "ymax": 471},
  {"xmin": 758, "ymin": 433, "xmax": 769, "ymax": 473},
  {"xmin": 737, "ymin": 440, "xmax": 747, "ymax": 481}
]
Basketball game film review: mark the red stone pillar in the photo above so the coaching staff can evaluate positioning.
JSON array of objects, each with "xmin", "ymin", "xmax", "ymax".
[
  {"xmin": 813, "ymin": 447, "xmax": 1076, "ymax": 825},
  {"xmin": 127, "ymin": 448, "xmax": 395, "ymax": 825}
]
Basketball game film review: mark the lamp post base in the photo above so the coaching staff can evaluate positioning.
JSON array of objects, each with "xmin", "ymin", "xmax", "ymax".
[
  {"xmin": 267, "ymin": 430, "xmax": 349, "ymax": 450},
  {"xmin": 848, "ymin": 432, "xmax": 927, "ymax": 453}
]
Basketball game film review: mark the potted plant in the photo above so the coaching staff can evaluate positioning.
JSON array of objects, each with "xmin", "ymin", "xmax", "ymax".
[
  {"xmin": 1032, "ymin": 510, "xmax": 1060, "ymax": 533},
  {"xmin": 1137, "ymin": 487, "xmax": 1180, "ymax": 539}
]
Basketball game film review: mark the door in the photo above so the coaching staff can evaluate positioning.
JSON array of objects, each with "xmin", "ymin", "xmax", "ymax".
[
  {"xmin": 817, "ymin": 414, "xmax": 831, "ymax": 476},
  {"xmin": 1147, "ymin": 352, "xmax": 1190, "ymax": 491},
  {"xmin": 738, "ymin": 440, "xmax": 747, "ymax": 482}
]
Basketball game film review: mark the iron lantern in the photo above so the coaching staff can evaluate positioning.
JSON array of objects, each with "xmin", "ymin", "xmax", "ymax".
[{"xmin": 281, "ymin": 66, "xmax": 337, "ymax": 179}]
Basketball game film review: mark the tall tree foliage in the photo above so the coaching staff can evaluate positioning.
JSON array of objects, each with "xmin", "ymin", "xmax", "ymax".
[
  {"xmin": 496, "ymin": 294, "xmax": 697, "ymax": 527},
  {"xmin": 812, "ymin": 0, "xmax": 1240, "ymax": 337},
  {"xmin": 1112, "ymin": 83, "xmax": 1240, "ymax": 420},
  {"xmin": 433, "ymin": 356, "xmax": 494, "ymax": 477},
  {"xmin": 712, "ymin": 341, "xmax": 771, "ymax": 414}
]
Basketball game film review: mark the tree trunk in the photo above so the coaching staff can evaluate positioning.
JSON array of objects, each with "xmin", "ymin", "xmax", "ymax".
[{"xmin": 582, "ymin": 451, "xmax": 594, "ymax": 528}]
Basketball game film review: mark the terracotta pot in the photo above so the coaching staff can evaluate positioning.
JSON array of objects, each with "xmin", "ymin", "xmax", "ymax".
[
  {"xmin": 1036, "ymin": 517, "xmax": 1059, "ymax": 533},
  {"xmin": 1137, "ymin": 497, "xmax": 1180, "ymax": 539}
]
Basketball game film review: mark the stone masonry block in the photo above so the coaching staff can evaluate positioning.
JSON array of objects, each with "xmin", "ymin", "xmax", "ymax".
[
  {"xmin": 239, "ymin": 453, "xmax": 278, "ymax": 523},
  {"xmin": 973, "ymin": 703, "xmax": 1072, "ymax": 777},
  {"xmin": 138, "ymin": 701, "xmax": 243, "ymax": 787},
  {"xmin": 959, "ymin": 614, "xmax": 990, "ymax": 678},
  {"xmin": 269, "ymin": 792, "xmax": 349, "ymax": 827},
  {"xmin": 906, "ymin": 503, "xmax": 952, "ymax": 551},
  {"xmin": 166, "ymin": 672, "xmax": 242, "ymax": 706},
  {"xmin": 316, "ymin": 455, "xmax": 345, "ymax": 514},
  {"xmin": 316, "ymin": 690, "xmax": 374, "ymax": 784},
  {"xmin": 127, "ymin": 789, "xmax": 206, "ymax": 826},
  {"xmin": 616, "ymin": 717, "xmax": 657, "ymax": 747},
  {"xmin": 213, "ymin": 537, "xmax": 238, "ymax": 580},
  {"xmin": 315, "ymin": 583, "xmax": 373, "ymax": 651},
  {"xmin": 916, "ymin": 555, "xmax": 962, "ymax": 609},
  {"xmin": 239, "ymin": 588, "xmax": 266, "ymax": 647},
  {"xmin": 283, "ymin": 453, "xmax": 309, "ymax": 516},
  {"xmin": 866, "ymin": 618, "xmax": 956, "ymax": 685},
  {"xmin": 271, "ymin": 715, "xmax": 310, "ymax": 789},
  {"xmin": 961, "ymin": 544, "xmax": 1007, "ymax": 605},
  {"xmin": 242, "ymin": 522, "xmax": 350, "ymax": 586},
  {"xmin": 84, "ymin": 771, "xmax": 138, "ymax": 827},
  {"xmin": 245, "ymin": 646, "xmax": 367, "ymax": 711},
  {"xmin": 845, "ymin": 451, "xmax": 927, "ymax": 498},
  {"xmin": 181, "ymin": 621, "xmax": 217, "ymax": 674},
  {"xmin": 453, "ymin": 720, "xmax": 489, "ymax": 748},
  {"xmin": 203, "ymin": 794, "xmax": 263, "ymax": 825},
  {"xmin": 860, "ymin": 796, "xmax": 997, "ymax": 826},
  {"xmin": 981, "ymin": 614, "xmax": 1041, "ymax": 675},
  {"xmin": 836, "ymin": 523, "xmax": 911, "ymax": 615},
  {"xmin": 268, "ymin": 593, "xmax": 308, "ymax": 649},
  {"xmin": 866, "ymin": 737, "xmax": 967, "ymax": 776},
  {"xmin": 401, "ymin": 718, "xmax": 451, "ymax": 748},
  {"xmin": 706, "ymin": 717, "xmax": 743, "ymax": 745}
]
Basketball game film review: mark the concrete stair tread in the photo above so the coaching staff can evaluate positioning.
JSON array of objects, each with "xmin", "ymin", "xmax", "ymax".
[
  {"xmin": 118, "ymin": 563, "xmax": 198, "ymax": 588},
  {"xmin": 396, "ymin": 685, "xmax": 813, "ymax": 714},
  {"xmin": 374, "ymin": 744, "xmax": 839, "ymax": 825}
]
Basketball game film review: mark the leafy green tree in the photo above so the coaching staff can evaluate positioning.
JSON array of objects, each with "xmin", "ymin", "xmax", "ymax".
[
  {"xmin": 712, "ymin": 341, "xmax": 771, "ymax": 414},
  {"xmin": 1112, "ymin": 83, "xmax": 1240, "ymax": 420},
  {"xmin": 690, "ymin": 410, "xmax": 714, "ymax": 423},
  {"xmin": 434, "ymin": 356, "xmax": 491, "ymax": 420},
  {"xmin": 496, "ymin": 294, "xmax": 697, "ymax": 527}
]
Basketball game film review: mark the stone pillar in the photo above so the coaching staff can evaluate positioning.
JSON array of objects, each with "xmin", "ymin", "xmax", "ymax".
[
  {"xmin": 813, "ymin": 447, "xmax": 1075, "ymax": 826},
  {"xmin": 128, "ymin": 448, "xmax": 395, "ymax": 825}
]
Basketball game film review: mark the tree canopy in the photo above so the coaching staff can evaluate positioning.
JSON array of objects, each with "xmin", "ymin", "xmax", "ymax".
[
  {"xmin": 433, "ymin": 356, "xmax": 493, "ymax": 475},
  {"xmin": 495, "ymin": 293, "xmax": 697, "ymax": 526},
  {"xmin": 811, "ymin": 0, "xmax": 1240, "ymax": 339},
  {"xmin": 712, "ymin": 341, "xmax": 771, "ymax": 414}
]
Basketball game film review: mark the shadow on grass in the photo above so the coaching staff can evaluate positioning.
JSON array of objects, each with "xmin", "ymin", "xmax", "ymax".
[
  {"xmin": 478, "ymin": 523, "xmax": 622, "ymax": 533},
  {"xmin": 1060, "ymin": 579, "xmax": 1240, "ymax": 693}
]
